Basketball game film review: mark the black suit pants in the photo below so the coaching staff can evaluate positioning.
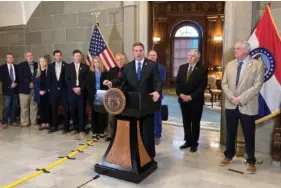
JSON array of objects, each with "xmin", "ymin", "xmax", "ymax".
[
  {"xmin": 69, "ymin": 93, "xmax": 86, "ymax": 132},
  {"xmin": 140, "ymin": 114, "xmax": 155, "ymax": 158},
  {"xmin": 50, "ymin": 94, "xmax": 70, "ymax": 130},
  {"xmin": 224, "ymin": 108, "xmax": 256, "ymax": 164},
  {"xmin": 179, "ymin": 101, "xmax": 203, "ymax": 147}
]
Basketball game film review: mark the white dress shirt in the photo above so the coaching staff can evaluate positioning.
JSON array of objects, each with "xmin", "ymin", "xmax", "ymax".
[
  {"xmin": 7, "ymin": 63, "xmax": 15, "ymax": 81},
  {"xmin": 55, "ymin": 61, "xmax": 62, "ymax": 80},
  {"xmin": 135, "ymin": 58, "xmax": 145, "ymax": 72}
]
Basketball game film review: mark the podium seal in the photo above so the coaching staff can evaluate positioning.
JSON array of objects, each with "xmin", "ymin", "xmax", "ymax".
[{"xmin": 103, "ymin": 88, "xmax": 126, "ymax": 115}]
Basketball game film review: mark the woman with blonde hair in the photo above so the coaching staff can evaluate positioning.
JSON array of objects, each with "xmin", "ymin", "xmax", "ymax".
[
  {"xmin": 86, "ymin": 56, "xmax": 108, "ymax": 140},
  {"xmin": 34, "ymin": 56, "xmax": 51, "ymax": 130}
]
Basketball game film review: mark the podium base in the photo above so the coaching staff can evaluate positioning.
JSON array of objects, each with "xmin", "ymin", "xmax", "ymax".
[{"xmin": 95, "ymin": 161, "xmax": 157, "ymax": 183}]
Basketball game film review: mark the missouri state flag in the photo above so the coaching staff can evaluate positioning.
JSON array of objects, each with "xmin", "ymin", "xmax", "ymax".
[{"xmin": 248, "ymin": 4, "xmax": 281, "ymax": 123}]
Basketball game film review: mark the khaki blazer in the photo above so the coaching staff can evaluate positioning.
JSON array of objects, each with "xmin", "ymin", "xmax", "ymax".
[{"xmin": 221, "ymin": 56, "xmax": 265, "ymax": 115}]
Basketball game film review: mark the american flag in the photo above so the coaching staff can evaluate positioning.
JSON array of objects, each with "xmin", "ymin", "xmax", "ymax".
[{"xmin": 87, "ymin": 25, "xmax": 117, "ymax": 71}]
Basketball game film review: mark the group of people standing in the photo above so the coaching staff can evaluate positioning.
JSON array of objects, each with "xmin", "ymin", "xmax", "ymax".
[
  {"xmin": 1, "ymin": 40, "xmax": 261, "ymax": 173},
  {"xmin": 0, "ymin": 43, "xmax": 166, "ymax": 155}
]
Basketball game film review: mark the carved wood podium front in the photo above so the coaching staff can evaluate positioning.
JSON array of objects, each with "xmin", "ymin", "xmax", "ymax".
[{"xmin": 93, "ymin": 89, "xmax": 160, "ymax": 183}]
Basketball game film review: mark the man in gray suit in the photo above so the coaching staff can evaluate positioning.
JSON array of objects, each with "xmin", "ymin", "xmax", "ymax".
[{"xmin": 220, "ymin": 40, "xmax": 264, "ymax": 174}]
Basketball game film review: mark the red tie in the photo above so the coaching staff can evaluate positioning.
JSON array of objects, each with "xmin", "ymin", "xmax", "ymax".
[{"xmin": 118, "ymin": 69, "xmax": 121, "ymax": 77}]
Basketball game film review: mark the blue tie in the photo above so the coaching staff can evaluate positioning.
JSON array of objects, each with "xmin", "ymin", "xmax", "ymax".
[
  {"xmin": 9, "ymin": 65, "xmax": 14, "ymax": 82},
  {"xmin": 236, "ymin": 61, "xmax": 243, "ymax": 87},
  {"xmin": 137, "ymin": 62, "xmax": 142, "ymax": 81}
]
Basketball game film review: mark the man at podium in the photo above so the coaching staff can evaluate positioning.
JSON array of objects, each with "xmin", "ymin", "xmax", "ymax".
[{"xmin": 103, "ymin": 42, "xmax": 162, "ymax": 158}]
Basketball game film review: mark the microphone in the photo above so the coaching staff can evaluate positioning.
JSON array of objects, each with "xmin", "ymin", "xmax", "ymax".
[{"xmin": 119, "ymin": 77, "xmax": 127, "ymax": 91}]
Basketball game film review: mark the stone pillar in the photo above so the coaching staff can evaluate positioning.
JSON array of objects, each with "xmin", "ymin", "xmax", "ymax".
[
  {"xmin": 137, "ymin": 1, "xmax": 148, "ymax": 51},
  {"xmin": 123, "ymin": 1, "xmax": 138, "ymax": 61},
  {"xmin": 0, "ymin": 82, "xmax": 2, "ymax": 121},
  {"xmin": 221, "ymin": 1, "xmax": 253, "ymax": 157}
]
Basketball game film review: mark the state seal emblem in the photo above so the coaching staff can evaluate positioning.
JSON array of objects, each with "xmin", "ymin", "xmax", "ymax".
[
  {"xmin": 250, "ymin": 47, "xmax": 275, "ymax": 82},
  {"xmin": 103, "ymin": 88, "xmax": 126, "ymax": 115}
]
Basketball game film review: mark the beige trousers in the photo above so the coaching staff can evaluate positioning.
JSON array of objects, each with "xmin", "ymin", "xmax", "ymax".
[{"xmin": 19, "ymin": 90, "xmax": 38, "ymax": 126}]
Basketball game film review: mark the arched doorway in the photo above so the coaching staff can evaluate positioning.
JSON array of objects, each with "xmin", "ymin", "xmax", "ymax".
[{"xmin": 170, "ymin": 22, "xmax": 203, "ymax": 78}]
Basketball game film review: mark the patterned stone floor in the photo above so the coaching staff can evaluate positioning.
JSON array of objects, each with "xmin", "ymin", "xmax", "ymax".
[{"xmin": 0, "ymin": 123, "xmax": 280, "ymax": 188}]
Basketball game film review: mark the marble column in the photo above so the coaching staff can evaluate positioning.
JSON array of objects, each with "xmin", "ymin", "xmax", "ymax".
[
  {"xmin": 137, "ymin": 1, "xmax": 148, "ymax": 51},
  {"xmin": 0, "ymin": 82, "xmax": 2, "ymax": 121},
  {"xmin": 123, "ymin": 1, "xmax": 138, "ymax": 61},
  {"xmin": 221, "ymin": 1, "xmax": 253, "ymax": 157}
]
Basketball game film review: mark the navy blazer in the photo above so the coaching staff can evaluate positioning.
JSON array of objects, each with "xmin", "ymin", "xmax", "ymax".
[
  {"xmin": 34, "ymin": 70, "xmax": 48, "ymax": 104},
  {"xmin": 65, "ymin": 62, "xmax": 89, "ymax": 99},
  {"xmin": 47, "ymin": 61, "xmax": 68, "ymax": 97},
  {"xmin": 156, "ymin": 62, "xmax": 166, "ymax": 99},
  {"xmin": 18, "ymin": 61, "xmax": 38, "ymax": 94},
  {"xmin": 111, "ymin": 58, "xmax": 162, "ymax": 94},
  {"xmin": 0, "ymin": 64, "xmax": 18, "ymax": 96}
]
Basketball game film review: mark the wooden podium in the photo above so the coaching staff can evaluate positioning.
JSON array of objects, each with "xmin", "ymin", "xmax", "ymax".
[{"xmin": 93, "ymin": 90, "xmax": 160, "ymax": 183}]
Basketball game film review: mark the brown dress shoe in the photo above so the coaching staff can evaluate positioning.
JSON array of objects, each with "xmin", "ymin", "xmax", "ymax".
[
  {"xmin": 21, "ymin": 124, "xmax": 29, "ymax": 128},
  {"xmin": 11, "ymin": 122, "xmax": 18, "ymax": 127},
  {"xmin": 220, "ymin": 158, "xmax": 232, "ymax": 166},
  {"xmin": 2, "ymin": 124, "xmax": 8, "ymax": 129},
  {"xmin": 71, "ymin": 130, "xmax": 78, "ymax": 136},
  {"xmin": 246, "ymin": 164, "xmax": 256, "ymax": 174},
  {"xmin": 80, "ymin": 132, "xmax": 86, "ymax": 137}
]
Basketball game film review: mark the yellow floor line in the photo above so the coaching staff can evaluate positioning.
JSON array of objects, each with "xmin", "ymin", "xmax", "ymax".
[{"xmin": 3, "ymin": 139, "xmax": 96, "ymax": 188}]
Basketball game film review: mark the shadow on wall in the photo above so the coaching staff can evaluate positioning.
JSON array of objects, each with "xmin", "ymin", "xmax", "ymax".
[{"xmin": 108, "ymin": 11, "xmax": 124, "ymax": 61}]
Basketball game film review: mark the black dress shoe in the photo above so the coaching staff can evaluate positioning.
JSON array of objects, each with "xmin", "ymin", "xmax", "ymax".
[
  {"xmin": 190, "ymin": 147, "xmax": 198, "ymax": 153},
  {"xmin": 48, "ymin": 128, "xmax": 58, "ymax": 134},
  {"xmin": 105, "ymin": 137, "xmax": 112, "ymax": 142},
  {"xmin": 62, "ymin": 130, "xmax": 69, "ymax": 134},
  {"xmin": 179, "ymin": 142, "xmax": 191, "ymax": 150}
]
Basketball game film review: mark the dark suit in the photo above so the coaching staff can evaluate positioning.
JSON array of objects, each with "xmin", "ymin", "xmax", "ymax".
[
  {"xmin": 111, "ymin": 58, "xmax": 162, "ymax": 158},
  {"xmin": 0, "ymin": 64, "xmax": 18, "ymax": 124},
  {"xmin": 34, "ymin": 70, "xmax": 51, "ymax": 124},
  {"xmin": 65, "ymin": 62, "xmax": 89, "ymax": 132},
  {"xmin": 154, "ymin": 62, "xmax": 166, "ymax": 139},
  {"xmin": 176, "ymin": 63, "xmax": 207, "ymax": 148},
  {"xmin": 18, "ymin": 61, "xmax": 38, "ymax": 126},
  {"xmin": 86, "ymin": 71, "xmax": 108, "ymax": 134},
  {"xmin": 106, "ymin": 66, "xmax": 125, "ymax": 138},
  {"xmin": 47, "ymin": 61, "xmax": 70, "ymax": 131},
  {"xmin": 18, "ymin": 61, "xmax": 38, "ymax": 94},
  {"xmin": 107, "ymin": 66, "xmax": 124, "ymax": 80}
]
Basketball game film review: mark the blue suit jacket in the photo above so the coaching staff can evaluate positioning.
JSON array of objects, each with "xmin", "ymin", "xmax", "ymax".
[
  {"xmin": 157, "ymin": 62, "xmax": 166, "ymax": 99},
  {"xmin": 18, "ymin": 61, "xmax": 38, "ymax": 94},
  {"xmin": 47, "ymin": 61, "xmax": 68, "ymax": 98},
  {"xmin": 0, "ymin": 64, "xmax": 19, "ymax": 96}
]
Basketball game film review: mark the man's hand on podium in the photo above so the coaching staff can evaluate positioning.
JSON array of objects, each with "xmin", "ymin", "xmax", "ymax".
[
  {"xmin": 103, "ymin": 80, "xmax": 112, "ymax": 88},
  {"xmin": 150, "ymin": 91, "xmax": 160, "ymax": 102}
]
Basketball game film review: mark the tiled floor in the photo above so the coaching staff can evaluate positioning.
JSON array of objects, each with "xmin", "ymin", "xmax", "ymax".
[{"xmin": 0, "ymin": 124, "xmax": 281, "ymax": 188}]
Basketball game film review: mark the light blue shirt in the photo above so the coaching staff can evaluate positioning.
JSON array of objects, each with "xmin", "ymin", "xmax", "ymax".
[
  {"xmin": 237, "ymin": 55, "xmax": 250, "ymax": 76},
  {"xmin": 135, "ymin": 58, "xmax": 145, "ymax": 72},
  {"xmin": 95, "ymin": 71, "xmax": 101, "ymax": 90}
]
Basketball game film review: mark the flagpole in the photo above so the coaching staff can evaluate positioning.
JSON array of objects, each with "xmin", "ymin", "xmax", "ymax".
[{"xmin": 94, "ymin": 21, "xmax": 117, "ymax": 67}]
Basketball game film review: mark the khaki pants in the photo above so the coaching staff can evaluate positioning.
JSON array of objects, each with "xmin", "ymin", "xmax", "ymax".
[{"xmin": 19, "ymin": 90, "xmax": 38, "ymax": 126}]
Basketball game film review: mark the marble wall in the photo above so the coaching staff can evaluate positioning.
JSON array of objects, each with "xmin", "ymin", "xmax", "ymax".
[{"xmin": 0, "ymin": 1, "xmax": 129, "ymax": 64}]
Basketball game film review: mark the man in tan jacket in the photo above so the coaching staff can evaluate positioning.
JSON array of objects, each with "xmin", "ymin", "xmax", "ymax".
[{"xmin": 220, "ymin": 40, "xmax": 265, "ymax": 174}]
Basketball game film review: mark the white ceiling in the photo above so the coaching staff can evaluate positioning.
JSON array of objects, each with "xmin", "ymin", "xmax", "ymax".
[{"xmin": 0, "ymin": 1, "xmax": 40, "ymax": 27}]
